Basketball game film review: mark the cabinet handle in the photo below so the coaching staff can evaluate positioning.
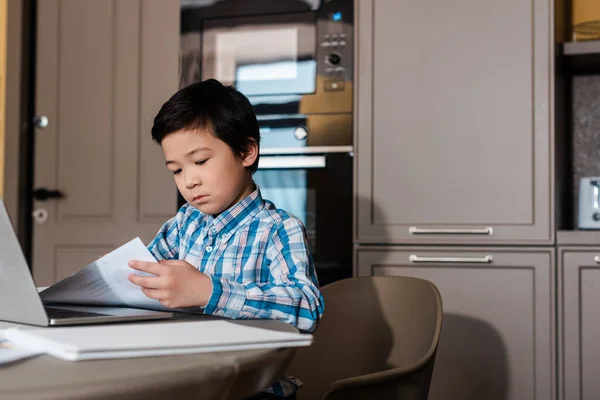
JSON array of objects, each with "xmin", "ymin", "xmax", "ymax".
[
  {"xmin": 409, "ymin": 227, "xmax": 493, "ymax": 235},
  {"xmin": 409, "ymin": 255, "xmax": 494, "ymax": 264},
  {"xmin": 594, "ymin": 256, "xmax": 600, "ymax": 264}
]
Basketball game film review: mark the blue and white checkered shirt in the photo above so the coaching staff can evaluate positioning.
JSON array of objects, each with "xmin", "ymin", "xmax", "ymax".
[{"xmin": 147, "ymin": 187, "xmax": 324, "ymax": 397}]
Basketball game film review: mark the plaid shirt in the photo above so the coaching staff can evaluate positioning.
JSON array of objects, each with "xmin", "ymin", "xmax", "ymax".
[{"xmin": 147, "ymin": 187, "xmax": 324, "ymax": 397}]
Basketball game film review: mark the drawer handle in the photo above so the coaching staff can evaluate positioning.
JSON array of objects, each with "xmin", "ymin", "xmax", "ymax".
[
  {"xmin": 409, "ymin": 227, "xmax": 493, "ymax": 235},
  {"xmin": 594, "ymin": 256, "xmax": 600, "ymax": 264},
  {"xmin": 409, "ymin": 255, "xmax": 494, "ymax": 264}
]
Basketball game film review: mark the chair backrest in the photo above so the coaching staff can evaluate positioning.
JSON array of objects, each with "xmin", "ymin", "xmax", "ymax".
[{"xmin": 286, "ymin": 276, "xmax": 443, "ymax": 400}]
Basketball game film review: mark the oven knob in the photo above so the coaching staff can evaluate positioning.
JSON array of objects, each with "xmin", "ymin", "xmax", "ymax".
[
  {"xmin": 294, "ymin": 126, "xmax": 308, "ymax": 140},
  {"xmin": 327, "ymin": 53, "xmax": 342, "ymax": 65},
  {"xmin": 594, "ymin": 212, "xmax": 600, "ymax": 222}
]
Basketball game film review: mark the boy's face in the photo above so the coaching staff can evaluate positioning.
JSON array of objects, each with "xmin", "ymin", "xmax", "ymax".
[{"xmin": 161, "ymin": 129, "xmax": 258, "ymax": 215}]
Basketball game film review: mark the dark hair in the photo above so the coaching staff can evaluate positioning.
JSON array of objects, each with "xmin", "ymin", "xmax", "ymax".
[{"xmin": 151, "ymin": 79, "xmax": 260, "ymax": 173}]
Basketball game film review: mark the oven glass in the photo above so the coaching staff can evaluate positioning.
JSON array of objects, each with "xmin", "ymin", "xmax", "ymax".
[
  {"xmin": 253, "ymin": 152, "xmax": 353, "ymax": 286},
  {"xmin": 254, "ymin": 169, "xmax": 316, "ymax": 253}
]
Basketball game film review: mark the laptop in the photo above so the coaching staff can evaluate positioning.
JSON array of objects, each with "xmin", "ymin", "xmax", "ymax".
[{"xmin": 0, "ymin": 199, "xmax": 173, "ymax": 326}]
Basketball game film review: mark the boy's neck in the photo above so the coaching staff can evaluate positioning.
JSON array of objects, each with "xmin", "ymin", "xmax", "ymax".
[
  {"xmin": 212, "ymin": 178, "xmax": 256, "ymax": 217},
  {"xmin": 238, "ymin": 178, "xmax": 257, "ymax": 203}
]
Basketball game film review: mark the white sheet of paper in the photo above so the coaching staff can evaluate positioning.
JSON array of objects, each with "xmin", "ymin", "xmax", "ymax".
[
  {"xmin": 39, "ymin": 238, "xmax": 170, "ymax": 311},
  {"xmin": 0, "ymin": 330, "xmax": 41, "ymax": 366}
]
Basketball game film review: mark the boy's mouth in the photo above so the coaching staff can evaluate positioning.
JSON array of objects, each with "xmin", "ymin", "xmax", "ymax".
[{"xmin": 192, "ymin": 194, "xmax": 207, "ymax": 202}]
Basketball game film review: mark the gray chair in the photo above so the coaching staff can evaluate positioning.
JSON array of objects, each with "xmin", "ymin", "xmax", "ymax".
[{"xmin": 286, "ymin": 276, "xmax": 443, "ymax": 400}]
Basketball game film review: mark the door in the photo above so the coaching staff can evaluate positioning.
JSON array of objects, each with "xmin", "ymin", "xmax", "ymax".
[
  {"xmin": 354, "ymin": 0, "xmax": 553, "ymax": 244},
  {"xmin": 32, "ymin": 0, "xmax": 179, "ymax": 286},
  {"xmin": 356, "ymin": 246, "xmax": 555, "ymax": 400},
  {"xmin": 559, "ymin": 248, "xmax": 600, "ymax": 400}
]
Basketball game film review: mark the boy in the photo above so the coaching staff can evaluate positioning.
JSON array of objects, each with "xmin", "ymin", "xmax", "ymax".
[{"xmin": 127, "ymin": 79, "xmax": 324, "ymax": 399}]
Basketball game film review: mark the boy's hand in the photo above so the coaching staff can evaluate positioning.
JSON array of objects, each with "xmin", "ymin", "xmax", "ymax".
[{"xmin": 127, "ymin": 260, "xmax": 213, "ymax": 308}]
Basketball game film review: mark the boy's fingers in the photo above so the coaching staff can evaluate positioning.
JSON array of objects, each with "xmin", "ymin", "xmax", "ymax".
[
  {"xmin": 128, "ymin": 260, "xmax": 162, "ymax": 275},
  {"xmin": 128, "ymin": 274, "xmax": 162, "ymax": 289},
  {"xmin": 141, "ymin": 288, "xmax": 165, "ymax": 300}
]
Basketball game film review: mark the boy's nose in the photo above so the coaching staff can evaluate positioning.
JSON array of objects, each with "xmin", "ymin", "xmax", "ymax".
[{"xmin": 183, "ymin": 172, "xmax": 201, "ymax": 189}]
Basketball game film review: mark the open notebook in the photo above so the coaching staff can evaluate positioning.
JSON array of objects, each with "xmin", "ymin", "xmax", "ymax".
[{"xmin": 3, "ymin": 319, "xmax": 313, "ymax": 361}]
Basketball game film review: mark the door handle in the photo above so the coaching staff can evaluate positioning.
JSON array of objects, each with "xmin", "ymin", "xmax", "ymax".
[
  {"xmin": 409, "ymin": 255, "xmax": 494, "ymax": 264},
  {"xmin": 257, "ymin": 155, "xmax": 326, "ymax": 170},
  {"xmin": 409, "ymin": 227, "xmax": 493, "ymax": 235},
  {"xmin": 33, "ymin": 188, "xmax": 65, "ymax": 201},
  {"xmin": 259, "ymin": 146, "xmax": 353, "ymax": 155}
]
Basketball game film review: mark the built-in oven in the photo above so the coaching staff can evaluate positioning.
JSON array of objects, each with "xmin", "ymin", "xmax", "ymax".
[
  {"xmin": 179, "ymin": 0, "xmax": 354, "ymax": 285},
  {"xmin": 253, "ymin": 115, "xmax": 353, "ymax": 286}
]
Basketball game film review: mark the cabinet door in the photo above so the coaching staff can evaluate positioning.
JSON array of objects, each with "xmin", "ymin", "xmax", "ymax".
[
  {"xmin": 354, "ymin": 0, "xmax": 553, "ymax": 244},
  {"xmin": 560, "ymin": 249, "xmax": 600, "ymax": 400},
  {"xmin": 356, "ymin": 247, "xmax": 555, "ymax": 400}
]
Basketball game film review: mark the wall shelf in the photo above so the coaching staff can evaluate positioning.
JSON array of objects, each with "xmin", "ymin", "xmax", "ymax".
[{"xmin": 563, "ymin": 40, "xmax": 600, "ymax": 72}]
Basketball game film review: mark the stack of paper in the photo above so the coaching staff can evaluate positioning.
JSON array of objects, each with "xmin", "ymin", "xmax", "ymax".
[
  {"xmin": 0, "ymin": 330, "xmax": 42, "ymax": 365},
  {"xmin": 39, "ymin": 238, "xmax": 170, "ymax": 311},
  {"xmin": 4, "ymin": 320, "xmax": 313, "ymax": 361}
]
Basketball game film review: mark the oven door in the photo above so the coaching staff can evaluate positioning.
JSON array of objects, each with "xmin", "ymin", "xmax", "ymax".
[
  {"xmin": 254, "ymin": 152, "xmax": 352, "ymax": 287},
  {"xmin": 201, "ymin": 12, "xmax": 317, "ymax": 97}
]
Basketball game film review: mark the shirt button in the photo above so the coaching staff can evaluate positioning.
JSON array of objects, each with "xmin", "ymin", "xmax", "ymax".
[{"xmin": 205, "ymin": 246, "xmax": 213, "ymax": 253}]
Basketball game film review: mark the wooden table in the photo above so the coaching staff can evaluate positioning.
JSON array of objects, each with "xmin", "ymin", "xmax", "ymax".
[{"xmin": 0, "ymin": 317, "xmax": 298, "ymax": 400}]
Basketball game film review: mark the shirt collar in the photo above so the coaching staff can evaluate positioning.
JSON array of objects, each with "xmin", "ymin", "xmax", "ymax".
[{"xmin": 206, "ymin": 186, "xmax": 264, "ymax": 237}]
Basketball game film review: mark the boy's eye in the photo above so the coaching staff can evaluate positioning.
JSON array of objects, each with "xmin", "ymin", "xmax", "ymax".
[
  {"xmin": 171, "ymin": 169, "xmax": 182, "ymax": 175},
  {"xmin": 196, "ymin": 159, "xmax": 208, "ymax": 165}
]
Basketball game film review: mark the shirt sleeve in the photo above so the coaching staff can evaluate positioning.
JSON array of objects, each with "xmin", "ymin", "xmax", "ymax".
[
  {"xmin": 146, "ymin": 208, "xmax": 183, "ymax": 260},
  {"xmin": 203, "ymin": 217, "xmax": 325, "ymax": 333}
]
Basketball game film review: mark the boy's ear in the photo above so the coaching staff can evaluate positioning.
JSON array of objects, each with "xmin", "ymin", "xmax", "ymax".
[{"xmin": 241, "ymin": 139, "xmax": 259, "ymax": 167}]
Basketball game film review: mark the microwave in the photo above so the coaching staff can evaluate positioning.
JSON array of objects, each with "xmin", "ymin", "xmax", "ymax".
[{"xmin": 179, "ymin": 0, "xmax": 354, "ymax": 116}]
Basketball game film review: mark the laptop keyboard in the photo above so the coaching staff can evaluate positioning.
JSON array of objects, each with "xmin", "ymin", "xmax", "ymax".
[{"xmin": 45, "ymin": 306, "xmax": 112, "ymax": 320}]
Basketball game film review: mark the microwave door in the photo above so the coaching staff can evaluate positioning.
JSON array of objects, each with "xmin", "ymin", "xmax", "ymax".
[{"xmin": 201, "ymin": 12, "xmax": 317, "ymax": 97}]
